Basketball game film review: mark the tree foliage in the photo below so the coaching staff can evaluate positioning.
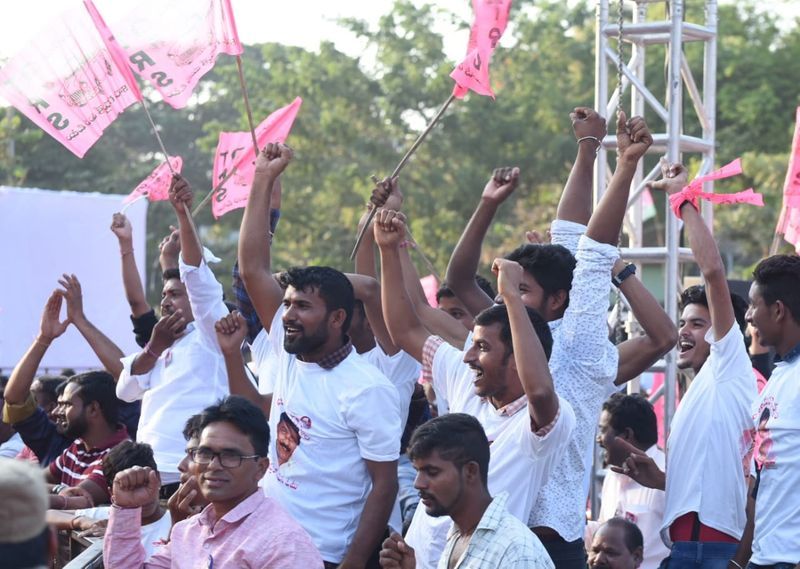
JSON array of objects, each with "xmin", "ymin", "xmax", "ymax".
[{"xmin": 1, "ymin": 0, "xmax": 798, "ymax": 303}]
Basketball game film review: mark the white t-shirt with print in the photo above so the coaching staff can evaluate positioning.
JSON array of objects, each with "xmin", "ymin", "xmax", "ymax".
[
  {"xmin": 260, "ymin": 307, "xmax": 402, "ymax": 564},
  {"xmin": 750, "ymin": 351, "xmax": 800, "ymax": 564},
  {"xmin": 662, "ymin": 324, "xmax": 757, "ymax": 542},
  {"xmin": 404, "ymin": 338, "xmax": 575, "ymax": 569}
]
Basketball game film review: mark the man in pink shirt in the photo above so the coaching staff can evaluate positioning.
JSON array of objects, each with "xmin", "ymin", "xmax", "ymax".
[{"xmin": 103, "ymin": 396, "xmax": 323, "ymax": 568}]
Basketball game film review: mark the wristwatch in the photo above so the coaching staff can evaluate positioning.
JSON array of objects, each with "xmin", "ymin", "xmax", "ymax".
[{"xmin": 612, "ymin": 263, "xmax": 636, "ymax": 288}]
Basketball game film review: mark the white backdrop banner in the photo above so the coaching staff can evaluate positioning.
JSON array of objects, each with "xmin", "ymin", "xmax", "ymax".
[{"xmin": 0, "ymin": 186, "xmax": 148, "ymax": 371}]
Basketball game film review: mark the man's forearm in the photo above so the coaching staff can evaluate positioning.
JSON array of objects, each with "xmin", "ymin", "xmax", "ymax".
[
  {"xmin": 118, "ymin": 241, "xmax": 150, "ymax": 318},
  {"xmin": 129, "ymin": 350, "xmax": 159, "ymax": 376},
  {"xmin": 221, "ymin": 349, "xmax": 270, "ymax": 416},
  {"xmin": 556, "ymin": 144, "xmax": 597, "ymax": 224},
  {"xmin": 340, "ymin": 477, "xmax": 398, "ymax": 568},
  {"xmin": 445, "ymin": 200, "xmax": 497, "ymax": 315},
  {"xmin": 6, "ymin": 338, "xmax": 50, "ymax": 405},
  {"xmin": 586, "ymin": 158, "xmax": 638, "ymax": 245},
  {"xmin": 379, "ymin": 246, "xmax": 427, "ymax": 361},
  {"xmin": 74, "ymin": 317, "xmax": 125, "ymax": 379},
  {"xmin": 176, "ymin": 208, "xmax": 203, "ymax": 268},
  {"xmin": 239, "ymin": 169, "xmax": 275, "ymax": 277}
]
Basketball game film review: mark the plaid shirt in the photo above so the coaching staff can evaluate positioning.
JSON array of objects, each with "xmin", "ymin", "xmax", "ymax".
[
  {"xmin": 440, "ymin": 492, "xmax": 554, "ymax": 569},
  {"xmin": 309, "ymin": 338, "xmax": 354, "ymax": 370}
]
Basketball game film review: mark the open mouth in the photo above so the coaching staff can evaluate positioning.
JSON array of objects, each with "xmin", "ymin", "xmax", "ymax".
[
  {"xmin": 284, "ymin": 324, "xmax": 303, "ymax": 339},
  {"xmin": 469, "ymin": 365, "xmax": 484, "ymax": 382},
  {"xmin": 678, "ymin": 339, "xmax": 694, "ymax": 354}
]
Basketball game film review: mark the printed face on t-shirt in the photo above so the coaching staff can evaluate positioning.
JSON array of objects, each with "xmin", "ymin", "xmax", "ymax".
[
  {"xmin": 677, "ymin": 303, "xmax": 712, "ymax": 373},
  {"xmin": 276, "ymin": 413, "xmax": 301, "ymax": 465},
  {"xmin": 588, "ymin": 524, "xmax": 643, "ymax": 569}
]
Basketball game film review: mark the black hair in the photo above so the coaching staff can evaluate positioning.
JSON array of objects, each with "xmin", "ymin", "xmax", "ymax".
[
  {"xmin": 162, "ymin": 268, "xmax": 180, "ymax": 282},
  {"xmin": 473, "ymin": 303, "xmax": 553, "ymax": 360},
  {"xmin": 408, "ymin": 413, "xmax": 490, "ymax": 486},
  {"xmin": 67, "ymin": 371, "xmax": 119, "ymax": 426},
  {"xmin": 279, "ymin": 266, "xmax": 355, "ymax": 333},
  {"xmin": 602, "ymin": 393, "xmax": 658, "ymax": 448},
  {"xmin": 504, "ymin": 244, "xmax": 576, "ymax": 309},
  {"xmin": 60, "ymin": 368, "xmax": 76, "ymax": 378},
  {"xmin": 102, "ymin": 441, "xmax": 157, "ymax": 490},
  {"xmin": 680, "ymin": 284, "xmax": 748, "ymax": 334},
  {"xmin": 33, "ymin": 375, "xmax": 66, "ymax": 406},
  {"xmin": 197, "ymin": 396, "xmax": 270, "ymax": 457},
  {"xmin": 182, "ymin": 413, "xmax": 203, "ymax": 442},
  {"xmin": 753, "ymin": 255, "xmax": 800, "ymax": 325},
  {"xmin": 279, "ymin": 412, "xmax": 300, "ymax": 438},
  {"xmin": 603, "ymin": 517, "xmax": 644, "ymax": 552},
  {"xmin": 436, "ymin": 275, "xmax": 496, "ymax": 303}
]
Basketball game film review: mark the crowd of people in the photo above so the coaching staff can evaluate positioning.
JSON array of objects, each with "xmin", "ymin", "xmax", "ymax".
[{"xmin": 1, "ymin": 107, "xmax": 798, "ymax": 569}]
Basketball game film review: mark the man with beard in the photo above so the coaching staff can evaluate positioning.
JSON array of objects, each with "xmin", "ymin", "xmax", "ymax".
[
  {"xmin": 117, "ymin": 175, "xmax": 230, "ymax": 498},
  {"xmin": 379, "ymin": 414, "xmax": 553, "ymax": 569},
  {"xmin": 236, "ymin": 143, "xmax": 402, "ymax": 569}
]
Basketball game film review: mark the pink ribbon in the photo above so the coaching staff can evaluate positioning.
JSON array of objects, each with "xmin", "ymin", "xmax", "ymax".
[{"xmin": 668, "ymin": 158, "xmax": 764, "ymax": 219}]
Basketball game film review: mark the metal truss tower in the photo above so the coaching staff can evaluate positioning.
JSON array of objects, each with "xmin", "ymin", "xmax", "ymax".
[{"xmin": 591, "ymin": 0, "xmax": 718, "ymax": 513}]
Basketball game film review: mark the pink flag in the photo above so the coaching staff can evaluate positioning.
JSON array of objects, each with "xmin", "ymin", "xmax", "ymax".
[
  {"xmin": 450, "ymin": 0, "xmax": 513, "ymax": 99},
  {"xmin": 420, "ymin": 275, "xmax": 440, "ymax": 308},
  {"xmin": 211, "ymin": 97, "xmax": 303, "ymax": 219},
  {"xmin": 668, "ymin": 158, "xmax": 764, "ymax": 219},
  {"xmin": 109, "ymin": 0, "xmax": 242, "ymax": 109},
  {"xmin": 123, "ymin": 157, "xmax": 183, "ymax": 204},
  {"xmin": 777, "ymin": 108, "xmax": 800, "ymax": 252},
  {"xmin": 0, "ymin": 6, "xmax": 141, "ymax": 157}
]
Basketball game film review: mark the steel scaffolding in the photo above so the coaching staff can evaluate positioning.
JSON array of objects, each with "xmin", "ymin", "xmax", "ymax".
[{"xmin": 591, "ymin": 0, "xmax": 718, "ymax": 513}]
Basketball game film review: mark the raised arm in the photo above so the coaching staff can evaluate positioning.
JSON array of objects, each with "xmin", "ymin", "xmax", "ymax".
[
  {"xmin": 375, "ymin": 209, "xmax": 431, "ymax": 362},
  {"xmin": 158, "ymin": 227, "xmax": 180, "ymax": 274},
  {"xmin": 444, "ymin": 167, "xmax": 520, "ymax": 316},
  {"xmin": 493, "ymin": 258, "xmax": 559, "ymax": 429},
  {"xmin": 4, "ymin": 292, "xmax": 69, "ymax": 406},
  {"xmin": 59, "ymin": 274, "xmax": 125, "ymax": 379},
  {"xmin": 648, "ymin": 161, "xmax": 734, "ymax": 339},
  {"xmin": 215, "ymin": 312, "xmax": 271, "ymax": 415},
  {"xmin": 613, "ymin": 259, "xmax": 679, "ymax": 385},
  {"xmin": 168, "ymin": 175, "xmax": 202, "ymax": 268},
  {"xmin": 585, "ymin": 112, "xmax": 652, "ymax": 245},
  {"xmin": 110, "ymin": 213, "xmax": 151, "ymax": 318},
  {"xmin": 239, "ymin": 143, "xmax": 293, "ymax": 332},
  {"xmin": 556, "ymin": 107, "xmax": 607, "ymax": 224}
]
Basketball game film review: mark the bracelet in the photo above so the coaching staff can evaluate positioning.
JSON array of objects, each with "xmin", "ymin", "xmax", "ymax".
[
  {"xmin": 612, "ymin": 263, "xmax": 637, "ymax": 288},
  {"xmin": 51, "ymin": 483, "xmax": 66, "ymax": 495},
  {"xmin": 143, "ymin": 343, "xmax": 161, "ymax": 359},
  {"xmin": 577, "ymin": 136, "xmax": 602, "ymax": 154},
  {"xmin": 399, "ymin": 240, "xmax": 416, "ymax": 249},
  {"xmin": 729, "ymin": 561, "xmax": 743, "ymax": 569}
]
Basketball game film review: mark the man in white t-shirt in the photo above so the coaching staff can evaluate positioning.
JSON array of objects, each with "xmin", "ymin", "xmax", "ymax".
[
  {"xmin": 745, "ymin": 254, "xmax": 800, "ymax": 567},
  {"xmin": 117, "ymin": 177, "xmax": 230, "ymax": 492},
  {"xmin": 232, "ymin": 143, "xmax": 402, "ymax": 568},
  {"xmin": 374, "ymin": 208, "xmax": 575, "ymax": 569},
  {"xmin": 589, "ymin": 393, "xmax": 668, "ymax": 569},
  {"xmin": 617, "ymin": 161, "xmax": 757, "ymax": 569}
]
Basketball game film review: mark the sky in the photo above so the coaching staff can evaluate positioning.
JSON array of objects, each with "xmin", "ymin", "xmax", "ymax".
[{"xmin": 0, "ymin": 0, "xmax": 797, "ymax": 64}]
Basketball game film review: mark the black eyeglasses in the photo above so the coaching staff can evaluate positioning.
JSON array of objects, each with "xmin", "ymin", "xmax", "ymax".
[{"xmin": 189, "ymin": 448, "xmax": 261, "ymax": 468}]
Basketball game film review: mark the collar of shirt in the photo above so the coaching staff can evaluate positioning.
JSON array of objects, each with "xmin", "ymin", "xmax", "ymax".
[
  {"xmin": 483, "ymin": 395, "xmax": 527, "ymax": 417},
  {"xmin": 777, "ymin": 341, "xmax": 800, "ymax": 363},
  {"xmin": 302, "ymin": 337, "xmax": 353, "ymax": 370},
  {"xmin": 446, "ymin": 491, "xmax": 509, "ymax": 540},
  {"xmin": 77, "ymin": 424, "xmax": 130, "ymax": 452},
  {"xmin": 197, "ymin": 488, "xmax": 265, "ymax": 533}
]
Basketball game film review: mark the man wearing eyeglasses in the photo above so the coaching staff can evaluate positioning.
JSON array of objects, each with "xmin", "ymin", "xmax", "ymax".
[{"xmin": 103, "ymin": 396, "xmax": 323, "ymax": 568}]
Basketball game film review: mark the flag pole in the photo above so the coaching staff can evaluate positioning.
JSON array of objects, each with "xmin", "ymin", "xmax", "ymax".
[
  {"xmin": 191, "ymin": 166, "xmax": 240, "ymax": 217},
  {"xmin": 349, "ymin": 93, "xmax": 456, "ymax": 260},
  {"xmin": 236, "ymin": 55, "xmax": 259, "ymax": 155},
  {"xmin": 140, "ymin": 98, "xmax": 201, "ymax": 243}
]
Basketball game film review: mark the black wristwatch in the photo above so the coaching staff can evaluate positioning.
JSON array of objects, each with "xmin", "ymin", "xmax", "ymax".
[{"xmin": 612, "ymin": 263, "xmax": 636, "ymax": 288}]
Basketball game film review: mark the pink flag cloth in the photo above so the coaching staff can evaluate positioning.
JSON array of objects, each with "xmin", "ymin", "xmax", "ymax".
[
  {"xmin": 211, "ymin": 97, "xmax": 303, "ymax": 219},
  {"xmin": 668, "ymin": 158, "xmax": 763, "ymax": 219},
  {"xmin": 0, "ymin": 6, "xmax": 141, "ymax": 157},
  {"xmin": 777, "ymin": 107, "xmax": 800, "ymax": 252},
  {"xmin": 450, "ymin": 0, "xmax": 513, "ymax": 99},
  {"xmin": 109, "ymin": 0, "xmax": 242, "ymax": 109},
  {"xmin": 123, "ymin": 157, "xmax": 183, "ymax": 204},
  {"xmin": 420, "ymin": 275, "xmax": 440, "ymax": 308}
]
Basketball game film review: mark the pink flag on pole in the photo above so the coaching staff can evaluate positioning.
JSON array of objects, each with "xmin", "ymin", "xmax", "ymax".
[
  {"xmin": 211, "ymin": 97, "xmax": 303, "ymax": 219},
  {"xmin": 420, "ymin": 275, "xmax": 440, "ymax": 308},
  {"xmin": 777, "ymin": 107, "xmax": 800, "ymax": 252},
  {"xmin": 109, "ymin": 0, "xmax": 242, "ymax": 109},
  {"xmin": 0, "ymin": 6, "xmax": 141, "ymax": 157},
  {"xmin": 450, "ymin": 0, "xmax": 513, "ymax": 99},
  {"xmin": 123, "ymin": 157, "xmax": 183, "ymax": 204}
]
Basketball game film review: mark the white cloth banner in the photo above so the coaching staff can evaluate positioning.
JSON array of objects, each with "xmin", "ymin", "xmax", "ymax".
[{"xmin": 0, "ymin": 186, "xmax": 147, "ymax": 371}]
